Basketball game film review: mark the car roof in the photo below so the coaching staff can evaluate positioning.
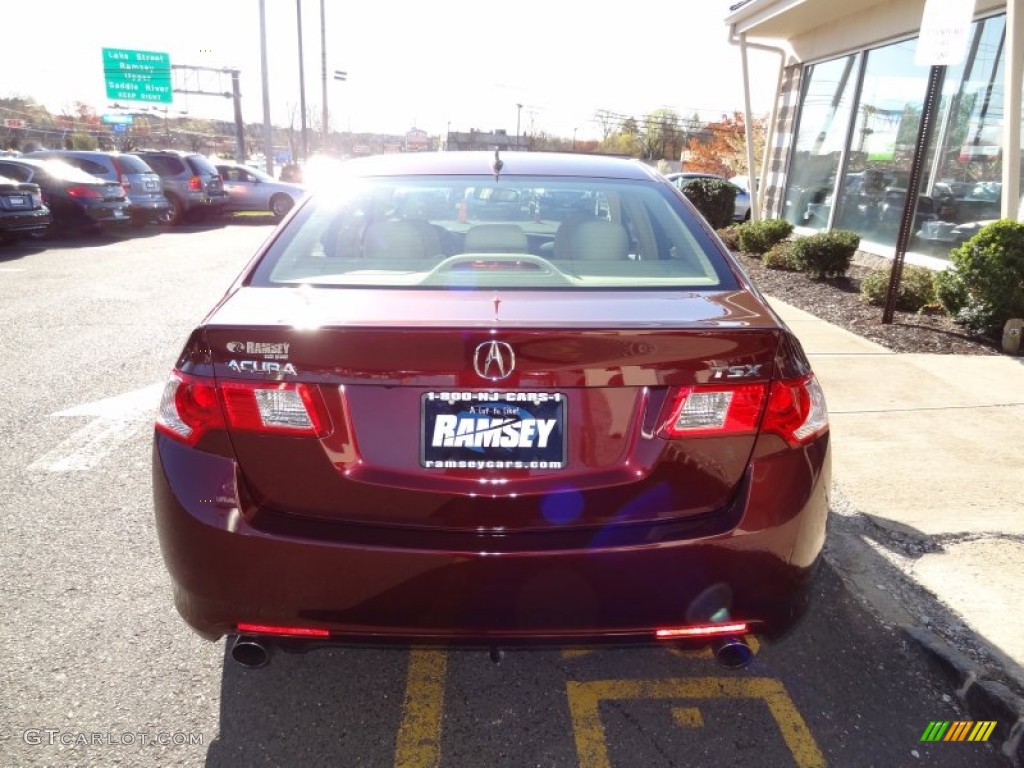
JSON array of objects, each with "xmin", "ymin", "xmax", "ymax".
[
  {"xmin": 336, "ymin": 151, "xmax": 661, "ymax": 180},
  {"xmin": 0, "ymin": 157, "xmax": 51, "ymax": 169}
]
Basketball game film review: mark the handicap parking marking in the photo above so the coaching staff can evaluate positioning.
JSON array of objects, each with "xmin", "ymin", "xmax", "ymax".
[
  {"xmin": 562, "ymin": 634, "xmax": 762, "ymax": 662},
  {"xmin": 566, "ymin": 677, "xmax": 825, "ymax": 768}
]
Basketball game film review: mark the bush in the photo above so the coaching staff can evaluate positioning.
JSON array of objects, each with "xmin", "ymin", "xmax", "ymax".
[
  {"xmin": 762, "ymin": 241, "xmax": 798, "ymax": 270},
  {"xmin": 789, "ymin": 229, "xmax": 860, "ymax": 278},
  {"xmin": 681, "ymin": 177, "xmax": 737, "ymax": 230},
  {"xmin": 736, "ymin": 219, "xmax": 794, "ymax": 255},
  {"xmin": 860, "ymin": 265, "xmax": 936, "ymax": 311},
  {"xmin": 716, "ymin": 225, "xmax": 741, "ymax": 251},
  {"xmin": 937, "ymin": 220, "xmax": 1024, "ymax": 336}
]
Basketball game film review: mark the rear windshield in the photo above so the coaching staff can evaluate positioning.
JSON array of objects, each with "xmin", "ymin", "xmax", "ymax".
[
  {"xmin": 186, "ymin": 154, "xmax": 219, "ymax": 176},
  {"xmin": 250, "ymin": 175, "xmax": 737, "ymax": 291},
  {"xmin": 115, "ymin": 154, "xmax": 156, "ymax": 174},
  {"xmin": 141, "ymin": 155, "xmax": 185, "ymax": 176}
]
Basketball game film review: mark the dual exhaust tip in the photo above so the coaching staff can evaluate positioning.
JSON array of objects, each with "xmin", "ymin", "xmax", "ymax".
[{"xmin": 228, "ymin": 634, "xmax": 754, "ymax": 670}]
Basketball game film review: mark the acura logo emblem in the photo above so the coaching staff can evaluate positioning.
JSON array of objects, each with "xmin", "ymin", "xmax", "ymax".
[{"xmin": 473, "ymin": 341, "xmax": 515, "ymax": 380}]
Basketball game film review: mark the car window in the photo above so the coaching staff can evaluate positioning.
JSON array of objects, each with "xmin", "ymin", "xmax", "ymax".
[
  {"xmin": 142, "ymin": 155, "xmax": 185, "ymax": 176},
  {"xmin": 62, "ymin": 157, "xmax": 110, "ymax": 176},
  {"xmin": 185, "ymin": 155, "xmax": 219, "ymax": 176},
  {"xmin": 219, "ymin": 167, "xmax": 250, "ymax": 182},
  {"xmin": 0, "ymin": 162, "xmax": 32, "ymax": 182},
  {"xmin": 30, "ymin": 160, "xmax": 105, "ymax": 184},
  {"xmin": 250, "ymin": 176, "xmax": 735, "ymax": 291},
  {"xmin": 115, "ymin": 155, "xmax": 156, "ymax": 174}
]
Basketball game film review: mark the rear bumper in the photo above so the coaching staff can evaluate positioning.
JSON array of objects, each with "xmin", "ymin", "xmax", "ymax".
[
  {"xmin": 153, "ymin": 434, "xmax": 830, "ymax": 644},
  {"xmin": 129, "ymin": 199, "xmax": 171, "ymax": 221},
  {"xmin": 0, "ymin": 208, "xmax": 51, "ymax": 234}
]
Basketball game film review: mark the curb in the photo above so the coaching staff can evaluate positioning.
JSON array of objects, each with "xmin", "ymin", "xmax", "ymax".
[{"xmin": 905, "ymin": 627, "xmax": 1024, "ymax": 766}]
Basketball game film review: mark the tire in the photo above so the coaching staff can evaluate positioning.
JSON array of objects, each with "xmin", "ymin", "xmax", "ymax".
[
  {"xmin": 166, "ymin": 195, "xmax": 186, "ymax": 226},
  {"xmin": 270, "ymin": 194, "xmax": 294, "ymax": 220}
]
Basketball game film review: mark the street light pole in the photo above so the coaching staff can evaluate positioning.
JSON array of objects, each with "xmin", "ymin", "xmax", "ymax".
[{"xmin": 516, "ymin": 103, "xmax": 522, "ymax": 150}]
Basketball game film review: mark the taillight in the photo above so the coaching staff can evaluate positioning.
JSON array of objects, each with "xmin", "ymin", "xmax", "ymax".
[
  {"xmin": 220, "ymin": 381, "xmax": 330, "ymax": 436},
  {"xmin": 66, "ymin": 184, "xmax": 102, "ymax": 199},
  {"xmin": 661, "ymin": 383, "xmax": 767, "ymax": 438},
  {"xmin": 660, "ymin": 374, "xmax": 827, "ymax": 446},
  {"xmin": 655, "ymin": 622, "xmax": 749, "ymax": 639},
  {"xmin": 236, "ymin": 622, "xmax": 330, "ymax": 638},
  {"xmin": 156, "ymin": 371, "xmax": 331, "ymax": 446},
  {"xmin": 762, "ymin": 373, "xmax": 828, "ymax": 446},
  {"xmin": 157, "ymin": 372, "xmax": 224, "ymax": 445},
  {"xmin": 188, "ymin": 175, "xmax": 203, "ymax": 191}
]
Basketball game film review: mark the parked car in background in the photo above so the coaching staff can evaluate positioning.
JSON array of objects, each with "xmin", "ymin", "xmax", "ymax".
[
  {"xmin": 128, "ymin": 150, "xmax": 227, "ymax": 225},
  {"xmin": 153, "ymin": 151, "xmax": 831, "ymax": 669},
  {"xmin": 729, "ymin": 176, "xmax": 757, "ymax": 221},
  {"xmin": 31, "ymin": 150, "xmax": 170, "ymax": 227},
  {"xmin": 668, "ymin": 172, "xmax": 750, "ymax": 222},
  {"xmin": 0, "ymin": 174, "xmax": 51, "ymax": 243},
  {"xmin": 213, "ymin": 161, "xmax": 306, "ymax": 220},
  {"xmin": 0, "ymin": 157, "xmax": 129, "ymax": 236},
  {"xmin": 666, "ymin": 171, "xmax": 725, "ymax": 191}
]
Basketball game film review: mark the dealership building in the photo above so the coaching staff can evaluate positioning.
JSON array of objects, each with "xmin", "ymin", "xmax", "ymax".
[{"xmin": 726, "ymin": 0, "xmax": 1020, "ymax": 264}]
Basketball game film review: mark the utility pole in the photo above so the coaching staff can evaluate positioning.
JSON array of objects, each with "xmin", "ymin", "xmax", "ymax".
[
  {"xmin": 320, "ymin": 0, "xmax": 328, "ymax": 151},
  {"xmin": 297, "ymin": 0, "xmax": 308, "ymax": 160},
  {"xmin": 259, "ymin": 0, "xmax": 273, "ymax": 174},
  {"xmin": 231, "ymin": 71, "xmax": 244, "ymax": 161}
]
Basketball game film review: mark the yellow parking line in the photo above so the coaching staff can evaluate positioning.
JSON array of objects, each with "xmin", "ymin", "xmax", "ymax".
[
  {"xmin": 566, "ymin": 677, "xmax": 825, "ymax": 768},
  {"xmin": 394, "ymin": 648, "xmax": 448, "ymax": 768}
]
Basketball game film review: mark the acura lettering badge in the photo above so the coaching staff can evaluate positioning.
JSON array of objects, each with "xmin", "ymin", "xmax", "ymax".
[{"xmin": 474, "ymin": 341, "xmax": 515, "ymax": 381}]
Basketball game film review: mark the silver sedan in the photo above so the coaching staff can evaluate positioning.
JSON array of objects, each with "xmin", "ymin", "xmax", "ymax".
[{"xmin": 215, "ymin": 162, "xmax": 307, "ymax": 220}]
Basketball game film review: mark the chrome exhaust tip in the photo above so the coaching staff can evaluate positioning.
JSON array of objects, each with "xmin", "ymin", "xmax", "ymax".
[
  {"xmin": 230, "ymin": 635, "xmax": 272, "ymax": 668},
  {"xmin": 712, "ymin": 636, "xmax": 754, "ymax": 669}
]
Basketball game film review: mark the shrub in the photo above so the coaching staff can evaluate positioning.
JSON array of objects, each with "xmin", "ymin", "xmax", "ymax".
[
  {"xmin": 736, "ymin": 219, "xmax": 794, "ymax": 255},
  {"xmin": 789, "ymin": 229, "xmax": 860, "ymax": 278},
  {"xmin": 762, "ymin": 241, "xmax": 798, "ymax": 270},
  {"xmin": 860, "ymin": 265, "xmax": 936, "ymax": 311},
  {"xmin": 937, "ymin": 220, "xmax": 1024, "ymax": 336},
  {"xmin": 681, "ymin": 177, "xmax": 737, "ymax": 230},
  {"xmin": 716, "ymin": 225, "xmax": 741, "ymax": 251}
]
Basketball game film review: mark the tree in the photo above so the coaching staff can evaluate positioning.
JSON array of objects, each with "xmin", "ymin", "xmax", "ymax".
[
  {"xmin": 639, "ymin": 108, "xmax": 684, "ymax": 161},
  {"xmin": 683, "ymin": 111, "xmax": 766, "ymax": 179}
]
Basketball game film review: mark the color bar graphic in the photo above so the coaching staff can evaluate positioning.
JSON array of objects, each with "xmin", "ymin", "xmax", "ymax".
[{"xmin": 920, "ymin": 720, "xmax": 996, "ymax": 742}]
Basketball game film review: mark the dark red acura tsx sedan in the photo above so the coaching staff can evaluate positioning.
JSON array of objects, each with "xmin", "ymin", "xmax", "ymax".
[{"xmin": 153, "ymin": 151, "xmax": 830, "ymax": 667}]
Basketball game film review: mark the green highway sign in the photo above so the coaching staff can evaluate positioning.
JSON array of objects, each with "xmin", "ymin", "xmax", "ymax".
[{"xmin": 102, "ymin": 48, "xmax": 172, "ymax": 104}]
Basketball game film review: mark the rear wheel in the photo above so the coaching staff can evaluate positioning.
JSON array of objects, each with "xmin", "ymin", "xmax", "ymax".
[
  {"xmin": 270, "ymin": 194, "xmax": 294, "ymax": 220},
  {"xmin": 166, "ymin": 195, "xmax": 186, "ymax": 226}
]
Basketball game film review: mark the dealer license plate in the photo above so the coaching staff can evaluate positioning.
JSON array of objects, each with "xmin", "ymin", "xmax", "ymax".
[{"xmin": 421, "ymin": 391, "xmax": 566, "ymax": 469}]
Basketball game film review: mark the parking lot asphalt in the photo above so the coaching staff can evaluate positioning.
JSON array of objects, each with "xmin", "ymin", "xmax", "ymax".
[{"xmin": 769, "ymin": 296, "xmax": 1024, "ymax": 764}]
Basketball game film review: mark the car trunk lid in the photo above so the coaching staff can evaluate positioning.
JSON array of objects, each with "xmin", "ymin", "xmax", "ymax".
[{"xmin": 202, "ymin": 286, "xmax": 783, "ymax": 531}]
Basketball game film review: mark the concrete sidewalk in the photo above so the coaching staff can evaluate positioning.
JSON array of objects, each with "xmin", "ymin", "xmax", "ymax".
[{"xmin": 769, "ymin": 296, "xmax": 1024, "ymax": 760}]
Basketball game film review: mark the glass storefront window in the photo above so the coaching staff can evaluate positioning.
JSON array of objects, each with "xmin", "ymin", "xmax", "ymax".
[
  {"xmin": 833, "ymin": 39, "xmax": 930, "ymax": 249},
  {"xmin": 916, "ymin": 15, "xmax": 1006, "ymax": 257},
  {"xmin": 783, "ymin": 55, "xmax": 858, "ymax": 230},
  {"xmin": 782, "ymin": 14, "xmax": 1010, "ymax": 261}
]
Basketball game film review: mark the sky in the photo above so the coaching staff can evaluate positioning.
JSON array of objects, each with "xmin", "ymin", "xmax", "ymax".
[{"xmin": 1, "ymin": 1, "xmax": 777, "ymax": 140}]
